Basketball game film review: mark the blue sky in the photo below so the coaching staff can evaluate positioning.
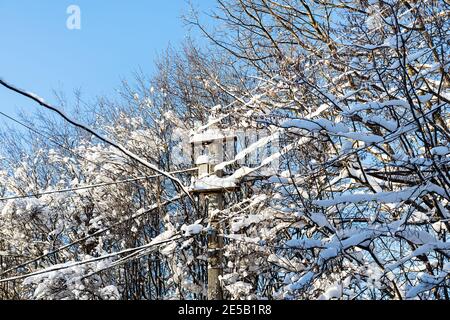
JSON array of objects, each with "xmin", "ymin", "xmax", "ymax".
[{"xmin": 0, "ymin": 0, "xmax": 213, "ymax": 122}]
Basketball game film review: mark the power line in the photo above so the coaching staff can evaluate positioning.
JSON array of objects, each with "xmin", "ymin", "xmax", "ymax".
[
  {"xmin": 0, "ymin": 168, "xmax": 197, "ymax": 201},
  {"xmin": 0, "ymin": 233, "xmax": 185, "ymax": 284},
  {"xmin": 0, "ymin": 110, "xmax": 143, "ymax": 188},
  {"xmin": 0, "ymin": 110, "xmax": 197, "ymax": 201},
  {"xmin": 0, "ymin": 79, "xmax": 195, "ymax": 204},
  {"xmin": 0, "ymin": 110, "xmax": 82, "ymax": 155},
  {"xmin": 0, "ymin": 195, "xmax": 184, "ymax": 277}
]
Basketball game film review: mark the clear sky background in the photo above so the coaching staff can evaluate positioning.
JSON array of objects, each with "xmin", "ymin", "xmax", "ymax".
[{"xmin": 0, "ymin": 0, "xmax": 214, "ymax": 123}]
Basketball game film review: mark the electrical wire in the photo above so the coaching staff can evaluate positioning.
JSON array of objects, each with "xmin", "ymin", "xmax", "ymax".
[
  {"xmin": 0, "ymin": 79, "xmax": 195, "ymax": 204},
  {"xmin": 0, "ymin": 195, "xmax": 184, "ymax": 277},
  {"xmin": 0, "ymin": 168, "xmax": 197, "ymax": 201},
  {"xmin": 0, "ymin": 110, "xmax": 197, "ymax": 201}
]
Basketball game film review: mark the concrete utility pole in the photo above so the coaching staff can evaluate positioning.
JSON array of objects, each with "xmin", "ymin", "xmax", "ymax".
[
  {"xmin": 191, "ymin": 126, "xmax": 237, "ymax": 300},
  {"xmin": 205, "ymin": 193, "xmax": 224, "ymax": 300},
  {"xmin": 196, "ymin": 143, "xmax": 224, "ymax": 300}
]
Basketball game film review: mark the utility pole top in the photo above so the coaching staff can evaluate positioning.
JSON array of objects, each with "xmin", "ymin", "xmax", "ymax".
[
  {"xmin": 190, "ymin": 125, "xmax": 238, "ymax": 195},
  {"xmin": 189, "ymin": 125, "xmax": 236, "ymax": 145}
]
